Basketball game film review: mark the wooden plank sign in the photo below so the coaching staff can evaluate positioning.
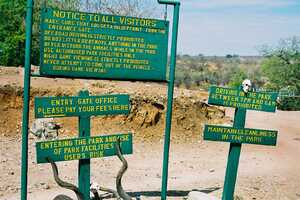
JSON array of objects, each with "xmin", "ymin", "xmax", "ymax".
[
  {"xmin": 35, "ymin": 94, "xmax": 130, "ymax": 118},
  {"xmin": 208, "ymin": 86, "xmax": 278, "ymax": 112},
  {"xmin": 40, "ymin": 8, "xmax": 169, "ymax": 81},
  {"xmin": 36, "ymin": 133, "xmax": 133, "ymax": 163},
  {"xmin": 204, "ymin": 125, "xmax": 277, "ymax": 146},
  {"xmin": 204, "ymin": 84, "xmax": 280, "ymax": 200}
]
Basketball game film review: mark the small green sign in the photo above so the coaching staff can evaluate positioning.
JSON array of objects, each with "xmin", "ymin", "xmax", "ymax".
[
  {"xmin": 36, "ymin": 133, "xmax": 133, "ymax": 163},
  {"xmin": 40, "ymin": 8, "xmax": 169, "ymax": 81},
  {"xmin": 35, "ymin": 94, "xmax": 130, "ymax": 118},
  {"xmin": 204, "ymin": 125, "xmax": 277, "ymax": 146},
  {"xmin": 208, "ymin": 86, "xmax": 278, "ymax": 112}
]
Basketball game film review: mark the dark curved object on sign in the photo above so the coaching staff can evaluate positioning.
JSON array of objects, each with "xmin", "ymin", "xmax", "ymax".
[
  {"xmin": 115, "ymin": 139, "xmax": 132, "ymax": 200},
  {"xmin": 46, "ymin": 157, "xmax": 84, "ymax": 200}
]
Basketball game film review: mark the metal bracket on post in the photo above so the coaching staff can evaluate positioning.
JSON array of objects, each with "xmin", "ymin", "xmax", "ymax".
[
  {"xmin": 158, "ymin": 0, "xmax": 180, "ymax": 5},
  {"xmin": 157, "ymin": 1, "xmax": 180, "ymax": 200}
]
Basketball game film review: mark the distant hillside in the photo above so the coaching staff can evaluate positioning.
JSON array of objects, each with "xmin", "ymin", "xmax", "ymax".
[{"xmin": 175, "ymin": 54, "xmax": 265, "ymax": 90}]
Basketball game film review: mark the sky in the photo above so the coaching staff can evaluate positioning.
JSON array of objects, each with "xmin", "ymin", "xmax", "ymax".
[{"xmin": 156, "ymin": 0, "xmax": 300, "ymax": 56}]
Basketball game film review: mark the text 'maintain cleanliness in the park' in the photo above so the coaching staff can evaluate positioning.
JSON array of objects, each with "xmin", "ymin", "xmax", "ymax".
[
  {"xmin": 35, "ymin": 94, "xmax": 130, "ymax": 118},
  {"xmin": 204, "ymin": 125, "xmax": 277, "ymax": 146},
  {"xmin": 36, "ymin": 133, "xmax": 133, "ymax": 163},
  {"xmin": 40, "ymin": 8, "xmax": 169, "ymax": 80}
]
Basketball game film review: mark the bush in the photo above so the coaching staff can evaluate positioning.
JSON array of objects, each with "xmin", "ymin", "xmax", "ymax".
[{"xmin": 277, "ymin": 96, "xmax": 300, "ymax": 111}]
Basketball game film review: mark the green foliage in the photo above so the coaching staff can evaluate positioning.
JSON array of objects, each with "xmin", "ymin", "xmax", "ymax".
[
  {"xmin": 48, "ymin": 0, "xmax": 81, "ymax": 11},
  {"xmin": 0, "ymin": 0, "xmax": 26, "ymax": 66},
  {"xmin": 261, "ymin": 37, "xmax": 300, "ymax": 95},
  {"xmin": 228, "ymin": 68, "xmax": 247, "ymax": 88},
  {"xmin": 175, "ymin": 54, "xmax": 262, "ymax": 90},
  {"xmin": 175, "ymin": 69, "xmax": 192, "ymax": 88},
  {"xmin": 277, "ymin": 96, "xmax": 300, "ymax": 111},
  {"xmin": 0, "ymin": 0, "xmax": 58, "ymax": 66}
]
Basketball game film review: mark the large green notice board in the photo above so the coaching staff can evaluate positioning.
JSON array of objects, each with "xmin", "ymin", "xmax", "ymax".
[
  {"xmin": 35, "ymin": 94, "xmax": 130, "ymax": 118},
  {"xmin": 40, "ymin": 8, "xmax": 169, "ymax": 81},
  {"xmin": 36, "ymin": 133, "xmax": 133, "ymax": 163},
  {"xmin": 204, "ymin": 125, "xmax": 277, "ymax": 146},
  {"xmin": 208, "ymin": 86, "xmax": 278, "ymax": 112}
]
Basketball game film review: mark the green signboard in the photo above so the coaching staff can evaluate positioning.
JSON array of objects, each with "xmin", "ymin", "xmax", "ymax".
[
  {"xmin": 208, "ymin": 86, "xmax": 278, "ymax": 112},
  {"xmin": 40, "ymin": 8, "xmax": 169, "ymax": 81},
  {"xmin": 36, "ymin": 133, "xmax": 133, "ymax": 163},
  {"xmin": 35, "ymin": 94, "xmax": 130, "ymax": 118},
  {"xmin": 204, "ymin": 125, "xmax": 277, "ymax": 146}
]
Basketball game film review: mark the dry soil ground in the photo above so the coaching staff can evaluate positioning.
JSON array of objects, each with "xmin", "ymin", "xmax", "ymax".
[{"xmin": 0, "ymin": 67, "xmax": 300, "ymax": 200}]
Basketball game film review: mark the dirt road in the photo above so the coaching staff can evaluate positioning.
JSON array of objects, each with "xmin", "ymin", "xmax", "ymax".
[
  {"xmin": 1, "ymin": 67, "xmax": 299, "ymax": 199},
  {"xmin": 1, "ymin": 108, "xmax": 300, "ymax": 200}
]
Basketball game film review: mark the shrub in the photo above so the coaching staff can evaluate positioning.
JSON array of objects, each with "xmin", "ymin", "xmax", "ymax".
[{"xmin": 277, "ymin": 96, "xmax": 300, "ymax": 111}]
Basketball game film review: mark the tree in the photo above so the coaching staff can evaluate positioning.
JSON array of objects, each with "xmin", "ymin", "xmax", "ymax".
[
  {"xmin": 49, "ymin": 0, "xmax": 159, "ymax": 18},
  {"xmin": 261, "ymin": 37, "xmax": 300, "ymax": 94},
  {"xmin": 0, "ymin": 0, "xmax": 26, "ymax": 66},
  {"xmin": 81, "ymin": 0, "xmax": 158, "ymax": 18},
  {"xmin": 228, "ymin": 68, "xmax": 247, "ymax": 88},
  {"xmin": 49, "ymin": 0, "xmax": 81, "ymax": 10}
]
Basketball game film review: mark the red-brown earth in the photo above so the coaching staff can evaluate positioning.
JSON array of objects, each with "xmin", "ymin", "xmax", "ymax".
[{"xmin": 0, "ymin": 67, "xmax": 299, "ymax": 200}]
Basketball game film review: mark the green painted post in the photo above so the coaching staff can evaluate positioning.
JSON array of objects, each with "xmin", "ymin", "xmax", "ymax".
[
  {"xmin": 21, "ymin": 0, "xmax": 34, "ymax": 200},
  {"xmin": 222, "ymin": 108, "xmax": 247, "ymax": 200},
  {"xmin": 157, "ymin": 1, "xmax": 181, "ymax": 200},
  {"xmin": 78, "ymin": 90, "xmax": 91, "ymax": 200}
]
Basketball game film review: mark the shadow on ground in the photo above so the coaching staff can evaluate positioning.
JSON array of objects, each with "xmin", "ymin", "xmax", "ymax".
[{"xmin": 100, "ymin": 187, "xmax": 221, "ymax": 199}]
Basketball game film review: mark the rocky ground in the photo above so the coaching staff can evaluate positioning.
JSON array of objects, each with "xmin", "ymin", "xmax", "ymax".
[{"xmin": 0, "ymin": 67, "xmax": 300, "ymax": 200}]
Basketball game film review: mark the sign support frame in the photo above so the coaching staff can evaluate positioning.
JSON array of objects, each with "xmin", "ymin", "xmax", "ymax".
[
  {"xmin": 205, "ymin": 85, "xmax": 278, "ymax": 199},
  {"xmin": 157, "ymin": 1, "xmax": 181, "ymax": 200},
  {"xmin": 78, "ymin": 90, "xmax": 91, "ymax": 200},
  {"xmin": 222, "ymin": 108, "xmax": 246, "ymax": 200},
  {"xmin": 20, "ymin": 1, "xmax": 181, "ymax": 200},
  {"xmin": 21, "ymin": 0, "xmax": 34, "ymax": 200}
]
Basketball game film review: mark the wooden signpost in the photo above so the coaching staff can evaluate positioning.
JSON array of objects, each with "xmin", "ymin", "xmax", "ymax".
[
  {"xmin": 34, "ymin": 90, "xmax": 132, "ymax": 200},
  {"xmin": 21, "ymin": 1, "xmax": 180, "ymax": 200},
  {"xmin": 35, "ymin": 94, "xmax": 130, "ymax": 118},
  {"xmin": 36, "ymin": 133, "xmax": 133, "ymax": 163},
  {"xmin": 208, "ymin": 86, "xmax": 278, "ymax": 112},
  {"xmin": 204, "ymin": 125, "xmax": 277, "ymax": 146},
  {"xmin": 204, "ymin": 86, "xmax": 279, "ymax": 200}
]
